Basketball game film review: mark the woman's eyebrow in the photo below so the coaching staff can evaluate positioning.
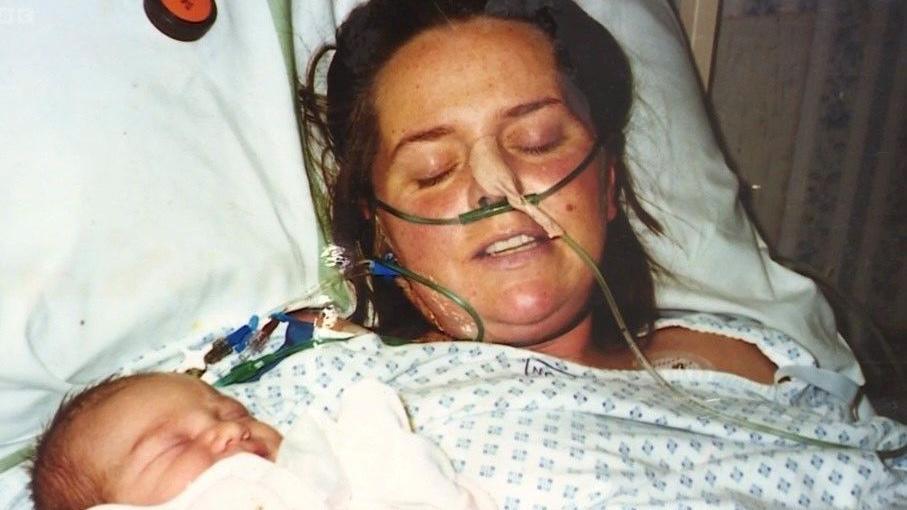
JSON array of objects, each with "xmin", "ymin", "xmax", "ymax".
[
  {"xmin": 391, "ymin": 125, "xmax": 454, "ymax": 159},
  {"xmin": 502, "ymin": 97, "xmax": 562, "ymax": 118},
  {"xmin": 389, "ymin": 97, "xmax": 562, "ymax": 159}
]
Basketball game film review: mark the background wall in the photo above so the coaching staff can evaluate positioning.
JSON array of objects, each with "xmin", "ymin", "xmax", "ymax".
[{"xmin": 707, "ymin": 0, "xmax": 905, "ymax": 416}]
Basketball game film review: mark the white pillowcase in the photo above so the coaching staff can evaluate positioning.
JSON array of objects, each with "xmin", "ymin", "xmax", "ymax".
[
  {"xmin": 0, "ymin": 3, "xmax": 319, "ymax": 458},
  {"xmin": 290, "ymin": 0, "xmax": 861, "ymax": 385},
  {"xmin": 579, "ymin": 0, "xmax": 860, "ymax": 385}
]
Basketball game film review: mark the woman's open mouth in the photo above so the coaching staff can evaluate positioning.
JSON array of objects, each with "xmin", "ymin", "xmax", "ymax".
[{"xmin": 482, "ymin": 234, "xmax": 542, "ymax": 257}]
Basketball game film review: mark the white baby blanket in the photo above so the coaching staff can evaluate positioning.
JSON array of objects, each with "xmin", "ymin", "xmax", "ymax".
[
  {"xmin": 280, "ymin": 379, "xmax": 494, "ymax": 510},
  {"xmin": 91, "ymin": 380, "xmax": 493, "ymax": 510},
  {"xmin": 90, "ymin": 454, "xmax": 310, "ymax": 510}
]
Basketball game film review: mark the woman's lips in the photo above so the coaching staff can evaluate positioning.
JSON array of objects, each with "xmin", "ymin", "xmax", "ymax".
[
  {"xmin": 474, "ymin": 224, "xmax": 550, "ymax": 260},
  {"xmin": 474, "ymin": 234, "xmax": 554, "ymax": 271},
  {"xmin": 482, "ymin": 233, "xmax": 540, "ymax": 257}
]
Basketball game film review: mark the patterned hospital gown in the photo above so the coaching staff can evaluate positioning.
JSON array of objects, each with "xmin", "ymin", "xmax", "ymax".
[
  {"xmin": 2, "ymin": 313, "xmax": 905, "ymax": 509},
  {"xmin": 218, "ymin": 313, "xmax": 907, "ymax": 509}
]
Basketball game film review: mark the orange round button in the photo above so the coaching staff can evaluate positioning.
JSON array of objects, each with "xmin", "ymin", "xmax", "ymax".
[
  {"xmin": 161, "ymin": 0, "xmax": 213, "ymax": 23},
  {"xmin": 145, "ymin": 0, "xmax": 217, "ymax": 42}
]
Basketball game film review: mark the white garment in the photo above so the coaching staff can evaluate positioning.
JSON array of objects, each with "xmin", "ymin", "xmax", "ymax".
[{"xmin": 91, "ymin": 380, "xmax": 494, "ymax": 510}]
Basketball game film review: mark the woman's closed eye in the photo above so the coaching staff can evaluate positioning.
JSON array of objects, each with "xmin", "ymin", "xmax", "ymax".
[
  {"xmin": 416, "ymin": 166, "xmax": 455, "ymax": 189},
  {"xmin": 506, "ymin": 124, "xmax": 571, "ymax": 157},
  {"xmin": 516, "ymin": 138, "xmax": 561, "ymax": 156},
  {"xmin": 505, "ymin": 108, "xmax": 588, "ymax": 158},
  {"xmin": 392, "ymin": 145, "xmax": 459, "ymax": 191}
]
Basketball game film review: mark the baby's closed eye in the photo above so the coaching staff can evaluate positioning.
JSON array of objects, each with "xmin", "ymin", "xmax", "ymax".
[{"xmin": 216, "ymin": 399, "xmax": 251, "ymax": 421}]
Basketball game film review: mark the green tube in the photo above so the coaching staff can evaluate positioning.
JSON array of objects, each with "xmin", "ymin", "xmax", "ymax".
[
  {"xmin": 377, "ymin": 257, "xmax": 485, "ymax": 343},
  {"xmin": 373, "ymin": 142, "xmax": 602, "ymax": 225}
]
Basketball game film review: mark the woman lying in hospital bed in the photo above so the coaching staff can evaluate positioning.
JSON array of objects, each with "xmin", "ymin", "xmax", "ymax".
[
  {"xmin": 1, "ymin": 0, "xmax": 905, "ymax": 508},
  {"xmin": 276, "ymin": 0, "xmax": 907, "ymax": 507}
]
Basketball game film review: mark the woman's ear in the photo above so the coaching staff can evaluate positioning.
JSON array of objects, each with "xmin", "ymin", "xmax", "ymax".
[
  {"xmin": 394, "ymin": 275, "xmax": 448, "ymax": 339},
  {"xmin": 359, "ymin": 198, "xmax": 372, "ymax": 220},
  {"xmin": 605, "ymin": 159, "xmax": 619, "ymax": 222},
  {"xmin": 372, "ymin": 215, "xmax": 395, "ymax": 257}
]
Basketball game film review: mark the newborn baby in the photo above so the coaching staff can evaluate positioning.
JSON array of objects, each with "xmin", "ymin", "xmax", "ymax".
[{"xmin": 29, "ymin": 373, "xmax": 492, "ymax": 510}]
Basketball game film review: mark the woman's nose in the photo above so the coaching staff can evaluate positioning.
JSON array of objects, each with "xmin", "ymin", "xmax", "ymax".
[
  {"xmin": 203, "ymin": 420, "xmax": 251, "ymax": 454},
  {"xmin": 466, "ymin": 136, "xmax": 522, "ymax": 210}
]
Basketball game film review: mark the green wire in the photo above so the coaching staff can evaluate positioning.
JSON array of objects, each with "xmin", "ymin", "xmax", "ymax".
[
  {"xmin": 224, "ymin": 216, "xmax": 905, "ymax": 456},
  {"xmin": 373, "ymin": 142, "xmax": 602, "ymax": 226},
  {"xmin": 377, "ymin": 258, "xmax": 485, "ymax": 343},
  {"xmin": 375, "ymin": 228, "xmax": 896, "ymax": 453},
  {"xmin": 213, "ymin": 337, "xmax": 351, "ymax": 388}
]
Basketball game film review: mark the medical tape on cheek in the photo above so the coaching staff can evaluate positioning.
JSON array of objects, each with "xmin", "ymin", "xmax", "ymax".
[{"xmin": 468, "ymin": 137, "xmax": 564, "ymax": 238}]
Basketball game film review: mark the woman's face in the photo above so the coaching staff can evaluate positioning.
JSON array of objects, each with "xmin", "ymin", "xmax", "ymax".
[{"xmin": 371, "ymin": 17, "xmax": 615, "ymax": 347}]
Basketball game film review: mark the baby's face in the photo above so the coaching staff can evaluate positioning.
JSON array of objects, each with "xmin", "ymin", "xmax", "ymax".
[{"xmin": 80, "ymin": 373, "xmax": 282, "ymax": 505}]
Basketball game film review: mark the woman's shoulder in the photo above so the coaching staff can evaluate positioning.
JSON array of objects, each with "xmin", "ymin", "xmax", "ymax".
[
  {"xmin": 643, "ymin": 312, "xmax": 797, "ymax": 385},
  {"xmin": 646, "ymin": 325, "xmax": 776, "ymax": 384}
]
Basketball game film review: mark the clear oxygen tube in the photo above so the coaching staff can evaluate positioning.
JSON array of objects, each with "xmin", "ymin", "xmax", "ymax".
[
  {"xmin": 363, "ymin": 224, "xmax": 907, "ymax": 460},
  {"xmin": 297, "ymin": 48, "xmax": 904, "ymax": 454},
  {"xmin": 335, "ymin": 136, "xmax": 906, "ymax": 460}
]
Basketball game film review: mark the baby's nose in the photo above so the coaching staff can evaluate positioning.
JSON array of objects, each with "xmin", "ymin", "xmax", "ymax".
[{"xmin": 204, "ymin": 421, "xmax": 251, "ymax": 453}]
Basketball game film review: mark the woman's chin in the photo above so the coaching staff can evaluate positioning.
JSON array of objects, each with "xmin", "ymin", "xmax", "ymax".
[
  {"xmin": 476, "ymin": 293, "xmax": 587, "ymax": 346},
  {"xmin": 419, "ymin": 273, "xmax": 592, "ymax": 343}
]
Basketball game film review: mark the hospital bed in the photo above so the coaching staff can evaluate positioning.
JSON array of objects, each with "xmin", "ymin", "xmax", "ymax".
[{"xmin": 1, "ymin": 1, "xmax": 904, "ymax": 508}]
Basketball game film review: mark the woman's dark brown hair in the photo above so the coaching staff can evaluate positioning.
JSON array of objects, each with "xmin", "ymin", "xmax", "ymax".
[{"xmin": 301, "ymin": 0, "xmax": 662, "ymax": 345}]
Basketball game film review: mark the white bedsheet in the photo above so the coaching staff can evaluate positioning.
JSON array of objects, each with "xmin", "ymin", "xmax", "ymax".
[{"xmin": 2, "ymin": 313, "xmax": 904, "ymax": 508}]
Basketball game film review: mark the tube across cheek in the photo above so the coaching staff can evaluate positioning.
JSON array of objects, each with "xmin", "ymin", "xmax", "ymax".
[{"xmin": 378, "ymin": 162, "xmax": 469, "ymax": 218}]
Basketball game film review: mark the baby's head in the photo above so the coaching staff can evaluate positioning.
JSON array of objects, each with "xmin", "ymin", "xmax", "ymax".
[{"xmin": 30, "ymin": 372, "xmax": 282, "ymax": 509}]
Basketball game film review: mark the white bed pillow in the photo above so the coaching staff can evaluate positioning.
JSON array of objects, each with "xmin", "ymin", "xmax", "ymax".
[
  {"xmin": 290, "ymin": 0, "xmax": 861, "ymax": 385},
  {"xmin": 0, "ymin": 3, "xmax": 319, "ymax": 458}
]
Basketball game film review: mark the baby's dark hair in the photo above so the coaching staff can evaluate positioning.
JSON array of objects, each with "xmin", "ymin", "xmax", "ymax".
[{"xmin": 29, "ymin": 373, "xmax": 154, "ymax": 510}]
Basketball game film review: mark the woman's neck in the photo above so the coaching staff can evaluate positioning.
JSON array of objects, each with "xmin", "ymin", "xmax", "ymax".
[{"xmin": 528, "ymin": 315, "xmax": 634, "ymax": 369}]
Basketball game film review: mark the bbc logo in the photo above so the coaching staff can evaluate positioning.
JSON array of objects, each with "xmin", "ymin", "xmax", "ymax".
[{"xmin": 0, "ymin": 6, "xmax": 35, "ymax": 25}]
